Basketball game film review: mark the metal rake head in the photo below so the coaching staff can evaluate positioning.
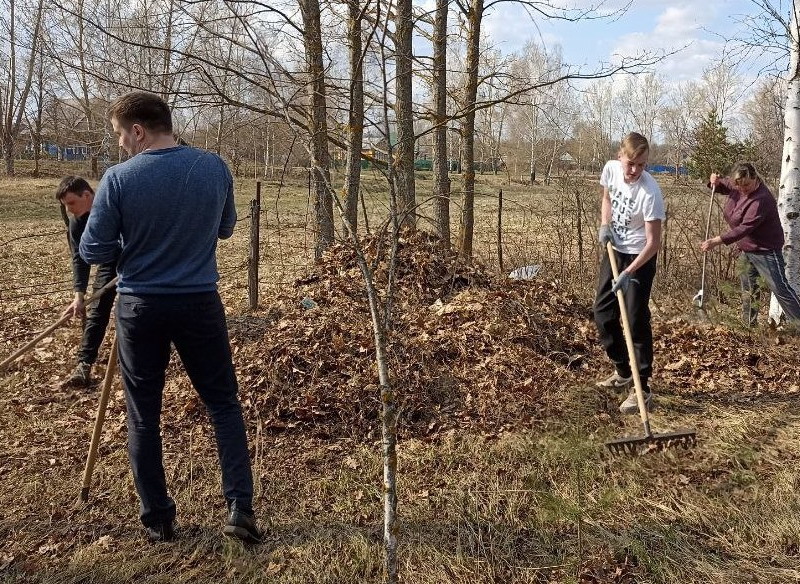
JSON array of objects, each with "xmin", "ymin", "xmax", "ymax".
[
  {"xmin": 692, "ymin": 289, "xmax": 704, "ymax": 308},
  {"xmin": 605, "ymin": 430, "xmax": 697, "ymax": 456}
]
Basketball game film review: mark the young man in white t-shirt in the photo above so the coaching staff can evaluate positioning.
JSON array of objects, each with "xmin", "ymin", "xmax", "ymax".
[{"xmin": 594, "ymin": 132, "xmax": 666, "ymax": 414}]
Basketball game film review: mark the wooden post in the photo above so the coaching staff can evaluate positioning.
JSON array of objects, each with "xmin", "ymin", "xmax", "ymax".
[
  {"xmin": 496, "ymin": 188, "xmax": 504, "ymax": 274},
  {"xmin": 248, "ymin": 182, "xmax": 261, "ymax": 311}
]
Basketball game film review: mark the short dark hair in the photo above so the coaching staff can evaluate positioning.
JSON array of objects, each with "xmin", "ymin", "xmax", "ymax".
[
  {"xmin": 55, "ymin": 176, "xmax": 93, "ymax": 201},
  {"xmin": 108, "ymin": 91, "xmax": 173, "ymax": 134}
]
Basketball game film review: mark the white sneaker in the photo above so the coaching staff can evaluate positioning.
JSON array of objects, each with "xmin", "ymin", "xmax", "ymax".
[
  {"xmin": 619, "ymin": 391, "xmax": 654, "ymax": 415},
  {"xmin": 596, "ymin": 372, "xmax": 633, "ymax": 389}
]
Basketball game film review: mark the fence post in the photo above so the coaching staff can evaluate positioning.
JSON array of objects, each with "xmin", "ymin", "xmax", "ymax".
[
  {"xmin": 496, "ymin": 188, "xmax": 504, "ymax": 274},
  {"xmin": 248, "ymin": 181, "xmax": 261, "ymax": 311}
]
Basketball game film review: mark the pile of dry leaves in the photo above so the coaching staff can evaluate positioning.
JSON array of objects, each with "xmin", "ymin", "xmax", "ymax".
[
  {"xmin": 225, "ymin": 230, "xmax": 597, "ymax": 440},
  {"xmin": 218, "ymin": 230, "xmax": 800, "ymax": 441}
]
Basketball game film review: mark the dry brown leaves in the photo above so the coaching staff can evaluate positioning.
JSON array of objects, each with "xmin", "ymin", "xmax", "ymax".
[
  {"xmin": 224, "ymin": 230, "xmax": 599, "ymax": 442},
  {"xmin": 220, "ymin": 230, "xmax": 800, "ymax": 444}
]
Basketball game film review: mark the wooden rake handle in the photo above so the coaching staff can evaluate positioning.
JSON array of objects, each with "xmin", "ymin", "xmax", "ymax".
[
  {"xmin": 606, "ymin": 242, "xmax": 653, "ymax": 438},
  {"xmin": 697, "ymin": 183, "xmax": 716, "ymax": 307},
  {"xmin": 0, "ymin": 277, "xmax": 118, "ymax": 372},
  {"xmin": 80, "ymin": 333, "xmax": 118, "ymax": 502}
]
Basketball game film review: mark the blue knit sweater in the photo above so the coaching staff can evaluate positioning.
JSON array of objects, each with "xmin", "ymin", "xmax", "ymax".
[{"xmin": 79, "ymin": 146, "xmax": 236, "ymax": 294}]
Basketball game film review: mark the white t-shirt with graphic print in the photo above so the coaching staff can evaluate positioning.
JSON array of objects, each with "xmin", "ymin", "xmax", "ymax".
[{"xmin": 600, "ymin": 160, "xmax": 666, "ymax": 255}]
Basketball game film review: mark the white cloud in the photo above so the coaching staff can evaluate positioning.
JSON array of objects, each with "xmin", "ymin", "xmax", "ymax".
[{"xmin": 609, "ymin": 3, "xmax": 725, "ymax": 83}]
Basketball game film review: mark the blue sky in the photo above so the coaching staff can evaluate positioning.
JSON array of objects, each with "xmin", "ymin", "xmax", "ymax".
[{"xmin": 472, "ymin": 0, "xmax": 788, "ymax": 83}]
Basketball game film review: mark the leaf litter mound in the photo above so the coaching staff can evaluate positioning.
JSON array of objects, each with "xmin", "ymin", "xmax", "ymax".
[
  {"xmin": 225, "ymin": 230, "xmax": 596, "ymax": 440},
  {"xmin": 219, "ymin": 230, "xmax": 800, "ymax": 442}
]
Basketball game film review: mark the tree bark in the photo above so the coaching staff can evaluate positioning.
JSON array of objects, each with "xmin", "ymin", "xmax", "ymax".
[
  {"xmin": 770, "ymin": 2, "xmax": 800, "ymax": 324},
  {"xmin": 394, "ymin": 0, "xmax": 416, "ymax": 228},
  {"xmin": 300, "ymin": 0, "xmax": 334, "ymax": 258},
  {"xmin": 431, "ymin": 0, "xmax": 450, "ymax": 246},
  {"xmin": 343, "ymin": 0, "xmax": 365, "ymax": 234},
  {"xmin": 457, "ymin": 0, "xmax": 483, "ymax": 259}
]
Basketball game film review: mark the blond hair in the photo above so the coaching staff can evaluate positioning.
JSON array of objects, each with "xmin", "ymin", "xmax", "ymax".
[{"xmin": 619, "ymin": 132, "xmax": 650, "ymax": 159}]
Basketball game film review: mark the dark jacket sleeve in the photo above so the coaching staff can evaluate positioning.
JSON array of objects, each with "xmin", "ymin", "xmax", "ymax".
[
  {"xmin": 69, "ymin": 215, "xmax": 91, "ymax": 293},
  {"xmin": 711, "ymin": 178, "xmax": 732, "ymax": 195},
  {"xmin": 218, "ymin": 162, "xmax": 236, "ymax": 240},
  {"xmin": 720, "ymin": 197, "xmax": 768, "ymax": 245}
]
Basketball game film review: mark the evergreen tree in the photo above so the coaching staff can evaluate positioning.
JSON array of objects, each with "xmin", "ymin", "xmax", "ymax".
[{"xmin": 688, "ymin": 109, "xmax": 734, "ymax": 179}]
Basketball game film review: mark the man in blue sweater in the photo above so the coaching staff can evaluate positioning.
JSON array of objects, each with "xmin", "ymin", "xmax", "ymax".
[
  {"xmin": 80, "ymin": 92, "xmax": 260, "ymax": 544},
  {"xmin": 56, "ymin": 176, "xmax": 117, "ymax": 387}
]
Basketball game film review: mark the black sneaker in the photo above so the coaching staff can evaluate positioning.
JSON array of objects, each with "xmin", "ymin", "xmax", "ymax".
[
  {"xmin": 223, "ymin": 510, "xmax": 262, "ymax": 544},
  {"xmin": 62, "ymin": 362, "xmax": 92, "ymax": 387},
  {"xmin": 145, "ymin": 521, "xmax": 176, "ymax": 543}
]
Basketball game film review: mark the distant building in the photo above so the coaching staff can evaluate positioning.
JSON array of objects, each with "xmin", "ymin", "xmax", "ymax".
[{"xmin": 647, "ymin": 164, "xmax": 688, "ymax": 176}]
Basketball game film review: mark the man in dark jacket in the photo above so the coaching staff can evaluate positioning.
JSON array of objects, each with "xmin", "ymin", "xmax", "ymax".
[
  {"xmin": 56, "ymin": 176, "xmax": 117, "ymax": 387},
  {"xmin": 79, "ymin": 91, "xmax": 260, "ymax": 544}
]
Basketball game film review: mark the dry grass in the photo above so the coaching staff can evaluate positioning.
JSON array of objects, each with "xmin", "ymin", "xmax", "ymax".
[{"xmin": 2, "ymin": 166, "xmax": 800, "ymax": 583}]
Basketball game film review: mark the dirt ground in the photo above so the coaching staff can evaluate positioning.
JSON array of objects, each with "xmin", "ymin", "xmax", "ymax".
[{"xmin": 2, "ymin": 173, "xmax": 800, "ymax": 583}]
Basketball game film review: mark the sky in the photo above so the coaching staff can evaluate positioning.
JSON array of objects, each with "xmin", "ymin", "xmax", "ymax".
[{"xmin": 473, "ymin": 0, "xmax": 788, "ymax": 84}]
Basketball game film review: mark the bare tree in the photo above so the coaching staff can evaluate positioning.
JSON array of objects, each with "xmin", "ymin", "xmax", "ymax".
[
  {"xmin": 342, "ymin": 0, "xmax": 371, "ymax": 232},
  {"xmin": 660, "ymin": 81, "xmax": 704, "ymax": 180},
  {"xmin": 0, "ymin": 0, "xmax": 45, "ymax": 175},
  {"xmin": 455, "ymin": 0, "xmax": 483, "ymax": 259},
  {"xmin": 431, "ymin": 0, "xmax": 450, "ymax": 246},
  {"xmin": 394, "ymin": 0, "xmax": 416, "ymax": 228},
  {"xmin": 741, "ymin": 76, "xmax": 786, "ymax": 180},
  {"xmin": 300, "ymin": 0, "xmax": 335, "ymax": 258},
  {"xmin": 622, "ymin": 72, "xmax": 663, "ymax": 143}
]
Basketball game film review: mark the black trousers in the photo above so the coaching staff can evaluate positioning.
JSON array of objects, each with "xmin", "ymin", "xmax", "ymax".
[
  {"xmin": 77, "ymin": 263, "xmax": 117, "ymax": 365},
  {"xmin": 116, "ymin": 291, "xmax": 254, "ymax": 528},
  {"xmin": 593, "ymin": 251, "xmax": 657, "ymax": 389}
]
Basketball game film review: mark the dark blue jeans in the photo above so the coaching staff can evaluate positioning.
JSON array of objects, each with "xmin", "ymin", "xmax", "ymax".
[
  {"xmin": 77, "ymin": 264, "xmax": 116, "ymax": 365},
  {"xmin": 116, "ymin": 291, "xmax": 254, "ymax": 528},
  {"xmin": 740, "ymin": 250, "xmax": 800, "ymax": 326},
  {"xmin": 593, "ymin": 252, "xmax": 658, "ymax": 390}
]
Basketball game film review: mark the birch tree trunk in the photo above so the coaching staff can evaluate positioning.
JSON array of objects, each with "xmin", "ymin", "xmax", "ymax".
[
  {"xmin": 431, "ymin": 0, "xmax": 450, "ymax": 246},
  {"xmin": 769, "ymin": 1, "xmax": 800, "ymax": 324}
]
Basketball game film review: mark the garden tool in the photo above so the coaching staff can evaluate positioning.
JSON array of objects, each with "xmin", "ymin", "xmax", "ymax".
[
  {"xmin": 80, "ymin": 333, "xmax": 118, "ymax": 502},
  {"xmin": 0, "ymin": 277, "xmax": 118, "ymax": 372},
  {"xmin": 603, "ymin": 242, "xmax": 697, "ymax": 455},
  {"xmin": 693, "ymin": 184, "xmax": 716, "ymax": 308}
]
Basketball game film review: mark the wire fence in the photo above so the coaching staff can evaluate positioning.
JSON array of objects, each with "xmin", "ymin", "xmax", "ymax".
[{"xmin": 0, "ymin": 175, "xmax": 733, "ymax": 351}]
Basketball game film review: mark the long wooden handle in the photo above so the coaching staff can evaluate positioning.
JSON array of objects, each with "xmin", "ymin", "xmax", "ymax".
[
  {"xmin": 0, "ymin": 276, "xmax": 118, "ymax": 372},
  {"xmin": 80, "ymin": 334, "xmax": 118, "ymax": 502},
  {"xmin": 698, "ymin": 184, "xmax": 716, "ymax": 306},
  {"xmin": 606, "ymin": 242, "xmax": 652, "ymax": 437}
]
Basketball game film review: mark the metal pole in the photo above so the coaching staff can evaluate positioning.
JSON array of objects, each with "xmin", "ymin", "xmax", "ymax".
[{"xmin": 248, "ymin": 182, "xmax": 261, "ymax": 311}]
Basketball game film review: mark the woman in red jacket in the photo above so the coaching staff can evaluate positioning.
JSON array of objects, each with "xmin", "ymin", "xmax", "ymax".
[{"xmin": 700, "ymin": 162, "xmax": 800, "ymax": 326}]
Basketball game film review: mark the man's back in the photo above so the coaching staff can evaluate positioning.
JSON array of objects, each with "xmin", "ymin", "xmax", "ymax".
[{"xmin": 80, "ymin": 146, "xmax": 236, "ymax": 295}]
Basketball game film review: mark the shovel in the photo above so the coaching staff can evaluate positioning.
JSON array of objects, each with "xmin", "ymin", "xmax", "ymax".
[
  {"xmin": 603, "ymin": 242, "xmax": 697, "ymax": 455},
  {"xmin": 693, "ymin": 184, "xmax": 716, "ymax": 308}
]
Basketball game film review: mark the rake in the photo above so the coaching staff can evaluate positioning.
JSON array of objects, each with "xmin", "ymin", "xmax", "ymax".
[
  {"xmin": 80, "ymin": 333, "xmax": 118, "ymax": 502},
  {"xmin": 603, "ymin": 242, "xmax": 697, "ymax": 455},
  {"xmin": 0, "ymin": 277, "xmax": 118, "ymax": 372},
  {"xmin": 693, "ymin": 184, "xmax": 716, "ymax": 309}
]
